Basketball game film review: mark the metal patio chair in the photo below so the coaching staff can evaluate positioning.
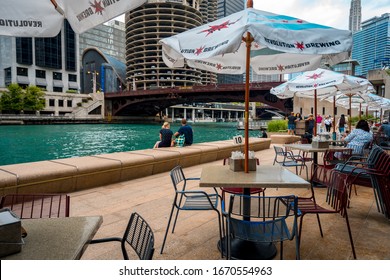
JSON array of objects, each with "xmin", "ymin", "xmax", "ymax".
[
  {"xmin": 0, "ymin": 193, "xmax": 70, "ymax": 219},
  {"xmin": 297, "ymin": 169, "xmax": 357, "ymax": 259},
  {"xmin": 220, "ymin": 157, "xmax": 265, "ymax": 201},
  {"xmin": 273, "ymin": 146, "xmax": 309, "ymax": 179},
  {"xmin": 90, "ymin": 212, "xmax": 155, "ymax": 260},
  {"xmin": 160, "ymin": 165, "xmax": 223, "ymax": 256},
  {"xmin": 223, "ymin": 194, "xmax": 300, "ymax": 260}
]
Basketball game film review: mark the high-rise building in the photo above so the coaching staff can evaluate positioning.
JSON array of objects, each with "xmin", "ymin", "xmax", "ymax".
[
  {"xmin": 217, "ymin": 0, "xmax": 245, "ymax": 18},
  {"xmin": 349, "ymin": 0, "xmax": 362, "ymax": 33},
  {"xmin": 125, "ymin": 0, "xmax": 218, "ymax": 91},
  {"xmin": 79, "ymin": 20, "xmax": 126, "ymax": 94},
  {"xmin": 79, "ymin": 20, "xmax": 126, "ymax": 63},
  {"xmin": 352, "ymin": 13, "xmax": 390, "ymax": 77},
  {"xmin": 0, "ymin": 20, "xmax": 78, "ymax": 92}
]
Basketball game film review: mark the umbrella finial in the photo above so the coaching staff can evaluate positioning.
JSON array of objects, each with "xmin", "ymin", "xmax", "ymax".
[{"xmin": 247, "ymin": 0, "xmax": 253, "ymax": 8}]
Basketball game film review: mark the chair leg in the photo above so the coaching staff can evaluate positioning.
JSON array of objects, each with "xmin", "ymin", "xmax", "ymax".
[
  {"xmin": 279, "ymin": 241, "xmax": 284, "ymax": 260},
  {"xmin": 214, "ymin": 209, "xmax": 224, "ymax": 258},
  {"xmin": 315, "ymin": 213, "xmax": 324, "ymax": 237},
  {"xmin": 344, "ymin": 211, "xmax": 357, "ymax": 259},
  {"xmin": 160, "ymin": 204, "xmax": 176, "ymax": 254}
]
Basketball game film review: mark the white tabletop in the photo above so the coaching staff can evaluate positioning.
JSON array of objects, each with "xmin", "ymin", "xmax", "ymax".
[{"xmin": 199, "ymin": 165, "xmax": 310, "ymax": 189}]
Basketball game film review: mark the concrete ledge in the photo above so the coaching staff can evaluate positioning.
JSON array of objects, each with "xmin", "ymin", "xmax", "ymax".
[
  {"xmin": 0, "ymin": 138, "xmax": 271, "ymax": 195},
  {"xmin": 270, "ymin": 135, "xmax": 301, "ymax": 144}
]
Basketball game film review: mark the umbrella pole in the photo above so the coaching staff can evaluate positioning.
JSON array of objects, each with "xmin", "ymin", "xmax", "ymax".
[
  {"xmin": 333, "ymin": 95, "xmax": 336, "ymax": 139},
  {"xmin": 349, "ymin": 94, "xmax": 352, "ymax": 131},
  {"xmin": 359, "ymin": 103, "xmax": 362, "ymax": 120},
  {"xmin": 242, "ymin": 0, "xmax": 254, "ymax": 173},
  {"xmin": 244, "ymin": 33, "xmax": 253, "ymax": 173},
  {"xmin": 314, "ymin": 89, "xmax": 317, "ymax": 136}
]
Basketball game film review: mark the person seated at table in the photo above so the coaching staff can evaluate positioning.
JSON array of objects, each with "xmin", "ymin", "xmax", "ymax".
[
  {"xmin": 335, "ymin": 120, "xmax": 372, "ymax": 158},
  {"xmin": 379, "ymin": 120, "xmax": 390, "ymax": 138}
]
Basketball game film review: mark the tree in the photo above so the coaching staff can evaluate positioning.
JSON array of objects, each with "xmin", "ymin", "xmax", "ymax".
[
  {"xmin": 0, "ymin": 83, "xmax": 23, "ymax": 113},
  {"xmin": 24, "ymin": 85, "xmax": 45, "ymax": 112},
  {"xmin": 0, "ymin": 84, "xmax": 45, "ymax": 113}
]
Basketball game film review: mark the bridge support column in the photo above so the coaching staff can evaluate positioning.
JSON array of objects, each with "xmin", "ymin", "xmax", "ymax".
[
  {"xmin": 192, "ymin": 109, "xmax": 195, "ymax": 121},
  {"xmin": 184, "ymin": 108, "xmax": 187, "ymax": 120}
]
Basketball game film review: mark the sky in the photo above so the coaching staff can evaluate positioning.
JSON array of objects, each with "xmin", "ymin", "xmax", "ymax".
[{"xmin": 115, "ymin": 0, "xmax": 389, "ymax": 30}]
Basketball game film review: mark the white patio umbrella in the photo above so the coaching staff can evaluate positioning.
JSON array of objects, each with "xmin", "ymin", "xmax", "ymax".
[
  {"xmin": 159, "ymin": 0, "xmax": 352, "ymax": 172},
  {"xmin": 0, "ymin": 0, "xmax": 147, "ymax": 37},
  {"xmin": 326, "ymin": 92, "xmax": 390, "ymax": 122},
  {"xmin": 270, "ymin": 68, "xmax": 371, "ymax": 135}
]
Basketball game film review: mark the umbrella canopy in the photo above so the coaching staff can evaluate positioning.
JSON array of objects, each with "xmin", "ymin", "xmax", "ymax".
[
  {"xmin": 160, "ymin": 9, "xmax": 351, "ymax": 76},
  {"xmin": 270, "ymin": 68, "xmax": 371, "ymax": 134},
  {"xmin": 326, "ymin": 92, "xmax": 390, "ymax": 121},
  {"xmin": 0, "ymin": 0, "xmax": 147, "ymax": 37},
  {"xmin": 159, "ymin": 2, "xmax": 352, "ymax": 172}
]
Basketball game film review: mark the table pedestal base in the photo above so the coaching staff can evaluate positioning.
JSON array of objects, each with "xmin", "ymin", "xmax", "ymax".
[{"xmin": 218, "ymin": 237, "xmax": 277, "ymax": 260}]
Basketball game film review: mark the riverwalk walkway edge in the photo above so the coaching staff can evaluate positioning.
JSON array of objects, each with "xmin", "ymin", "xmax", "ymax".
[{"xmin": 0, "ymin": 138, "xmax": 271, "ymax": 195}]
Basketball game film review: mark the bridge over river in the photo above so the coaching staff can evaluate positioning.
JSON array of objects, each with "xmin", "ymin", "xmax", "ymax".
[{"xmin": 104, "ymin": 82, "xmax": 291, "ymax": 118}]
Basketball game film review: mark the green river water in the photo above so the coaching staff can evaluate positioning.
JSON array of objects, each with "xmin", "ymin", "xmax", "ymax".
[{"xmin": 0, "ymin": 122, "xmax": 264, "ymax": 165}]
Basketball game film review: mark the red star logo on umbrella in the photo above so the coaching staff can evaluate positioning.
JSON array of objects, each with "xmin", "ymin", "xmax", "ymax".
[
  {"xmin": 277, "ymin": 65, "xmax": 285, "ymax": 71},
  {"xmin": 306, "ymin": 71, "xmax": 324, "ymax": 80},
  {"xmin": 198, "ymin": 17, "xmax": 241, "ymax": 36},
  {"xmin": 295, "ymin": 41, "xmax": 305, "ymax": 51},
  {"xmin": 216, "ymin": 64, "xmax": 223, "ymax": 70},
  {"xmin": 195, "ymin": 46, "xmax": 205, "ymax": 56},
  {"xmin": 90, "ymin": 0, "xmax": 104, "ymax": 15}
]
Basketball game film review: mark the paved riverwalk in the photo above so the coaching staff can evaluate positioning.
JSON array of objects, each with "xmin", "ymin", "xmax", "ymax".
[{"xmin": 74, "ymin": 145, "xmax": 390, "ymax": 260}]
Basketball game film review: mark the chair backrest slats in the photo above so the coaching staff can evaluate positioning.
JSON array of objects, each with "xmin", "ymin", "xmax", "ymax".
[
  {"xmin": 125, "ymin": 212, "xmax": 155, "ymax": 260},
  {"xmin": 0, "ymin": 194, "xmax": 70, "ymax": 219}
]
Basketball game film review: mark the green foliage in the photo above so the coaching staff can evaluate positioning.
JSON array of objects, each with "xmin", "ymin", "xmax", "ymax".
[
  {"xmin": 0, "ymin": 83, "xmax": 45, "ymax": 113},
  {"xmin": 24, "ymin": 85, "xmax": 45, "ymax": 111},
  {"xmin": 267, "ymin": 119, "xmax": 288, "ymax": 132},
  {"xmin": 66, "ymin": 89, "xmax": 78, "ymax": 93},
  {"xmin": 350, "ymin": 114, "xmax": 378, "ymax": 126}
]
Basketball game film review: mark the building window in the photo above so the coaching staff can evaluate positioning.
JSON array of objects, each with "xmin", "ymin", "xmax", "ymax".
[
  {"xmin": 53, "ymin": 87, "xmax": 62, "ymax": 92},
  {"xmin": 68, "ymin": 74, "xmax": 77, "ymax": 82},
  {"xmin": 65, "ymin": 20, "xmax": 76, "ymax": 71},
  {"xmin": 58, "ymin": 100, "xmax": 64, "ymax": 107},
  {"xmin": 16, "ymin": 37, "xmax": 33, "ymax": 65},
  {"xmin": 53, "ymin": 72, "xmax": 62, "ymax": 80},
  {"xmin": 322, "ymin": 107, "xmax": 325, "ymax": 115},
  {"xmin": 4, "ymin": 67, "xmax": 12, "ymax": 85},
  {"xmin": 67, "ymin": 100, "xmax": 73, "ymax": 107},
  {"xmin": 17, "ymin": 67, "xmax": 28, "ymax": 76},
  {"xmin": 49, "ymin": 99, "xmax": 55, "ymax": 106},
  {"xmin": 36, "ymin": 70, "xmax": 46, "ymax": 79},
  {"xmin": 35, "ymin": 33, "xmax": 62, "ymax": 69}
]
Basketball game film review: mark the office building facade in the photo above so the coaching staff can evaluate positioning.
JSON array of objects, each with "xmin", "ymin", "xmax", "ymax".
[
  {"xmin": 0, "ymin": 20, "xmax": 79, "ymax": 93},
  {"xmin": 352, "ymin": 13, "xmax": 390, "ymax": 77}
]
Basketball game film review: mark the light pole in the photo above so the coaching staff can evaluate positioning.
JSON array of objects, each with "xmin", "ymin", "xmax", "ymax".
[{"xmin": 87, "ymin": 71, "xmax": 99, "ymax": 93}]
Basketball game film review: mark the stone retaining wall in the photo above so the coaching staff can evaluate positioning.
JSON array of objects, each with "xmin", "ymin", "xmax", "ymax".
[{"xmin": 0, "ymin": 138, "xmax": 271, "ymax": 195}]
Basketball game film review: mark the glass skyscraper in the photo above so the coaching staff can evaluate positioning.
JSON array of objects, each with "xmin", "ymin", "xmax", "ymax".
[{"xmin": 352, "ymin": 13, "xmax": 390, "ymax": 77}]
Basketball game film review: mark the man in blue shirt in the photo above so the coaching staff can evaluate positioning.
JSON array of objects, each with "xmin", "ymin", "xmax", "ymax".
[
  {"xmin": 174, "ymin": 119, "xmax": 193, "ymax": 146},
  {"xmin": 379, "ymin": 121, "xmax": 390, "ymax": 137}
]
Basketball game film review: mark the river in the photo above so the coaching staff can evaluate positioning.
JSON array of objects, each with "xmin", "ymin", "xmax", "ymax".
[{"xmin": 0, "ymin": 122, "xmax": 264, "ymax": 165}]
